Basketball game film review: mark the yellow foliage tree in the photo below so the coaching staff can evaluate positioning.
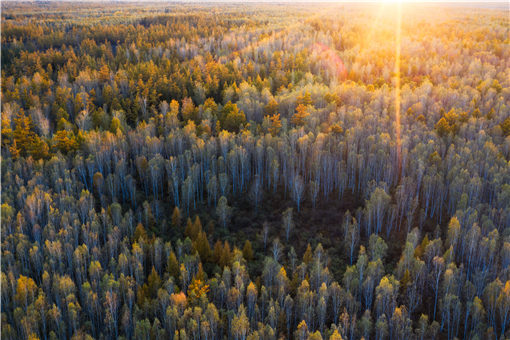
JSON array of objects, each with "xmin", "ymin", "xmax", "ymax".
[
  {"xmin": 268, "ymin": 113, "xmax": 282, "ymax": 136},
  {"xmin": 187, "ymin": 278, "xmax": 209, "ymax": 306},
  {"xmin": 52, "ymin": 130, "xmax": 78, "ymax": 153},
  {"xmin": 292, "ymin": 104, "xmax": 309, "ymax": 126}
]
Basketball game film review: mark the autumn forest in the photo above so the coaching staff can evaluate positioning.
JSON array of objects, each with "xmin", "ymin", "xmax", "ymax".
[{"xmin": 1, "ymin": 2, "xmax": 510, "ymax": 340}]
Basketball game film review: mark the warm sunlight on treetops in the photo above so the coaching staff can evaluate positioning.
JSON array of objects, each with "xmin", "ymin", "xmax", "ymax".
[{"xmin": 1, "ymin": 1, "xmax": 509, "ymax": 340}]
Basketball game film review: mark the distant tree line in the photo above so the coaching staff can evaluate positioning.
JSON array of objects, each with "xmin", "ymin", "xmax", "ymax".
[{"xmin": 1, "ymin": 2, "xmax": 510, "ymax": 340}]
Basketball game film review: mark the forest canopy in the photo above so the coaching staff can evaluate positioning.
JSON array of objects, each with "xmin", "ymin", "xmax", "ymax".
[{"xmin": 1, "ymin": 2, "xmax": 510, "ymax": 340}]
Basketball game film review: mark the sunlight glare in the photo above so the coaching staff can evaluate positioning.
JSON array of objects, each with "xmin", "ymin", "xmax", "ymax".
[{"xmin": 394, "ymin": 1, "xmax": 402, "ymax": 180}]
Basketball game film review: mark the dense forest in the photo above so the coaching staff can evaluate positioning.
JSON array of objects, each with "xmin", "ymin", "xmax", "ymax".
[{"xmin": 1, "ymin": 2, "xmax": 510, "ymax": 339}]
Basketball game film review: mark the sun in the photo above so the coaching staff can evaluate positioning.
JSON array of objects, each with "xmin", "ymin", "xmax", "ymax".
[{"xmin": 378, "ymin": 0, "xmax": 405, "ymax": 3}]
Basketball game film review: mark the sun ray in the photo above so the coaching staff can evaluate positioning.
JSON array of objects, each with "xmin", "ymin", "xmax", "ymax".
[{"xmin": 394, "ymin": 1, "xmax": 402, "ymax": 181}]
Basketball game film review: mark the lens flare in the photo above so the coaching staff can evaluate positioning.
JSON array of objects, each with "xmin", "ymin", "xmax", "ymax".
[{"xmin": 311, "ymin": 42, "xmax": 348, "ymax": 80}]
